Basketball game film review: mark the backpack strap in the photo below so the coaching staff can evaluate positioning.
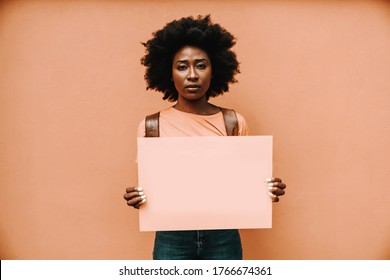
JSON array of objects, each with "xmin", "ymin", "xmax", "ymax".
[
  {"xmin": 220, "ymin": 107, "xmax": 239, "ymax": 136},
  {"xmin": 144, "ymin": 108, "xmax": 239, "ymax": 137},
  {"xmin": 145, "ymin": 112, "xmax": 160, "ymax": 137}
]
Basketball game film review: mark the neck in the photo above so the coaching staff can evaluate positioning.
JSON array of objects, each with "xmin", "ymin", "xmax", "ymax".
[{"xmin": 173, "ymin": 98, "xmax": 220, "ymax": 115}]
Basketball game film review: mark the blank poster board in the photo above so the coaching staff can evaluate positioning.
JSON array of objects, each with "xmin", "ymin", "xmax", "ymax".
[{"xmin": 137, "ymin": 136, "xmax": 273, "ymax": 231}]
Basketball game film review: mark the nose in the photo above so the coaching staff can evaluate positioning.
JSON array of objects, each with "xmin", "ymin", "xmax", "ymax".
[{"xmin": 187, "ymin": 66, "xmax": 199, "ymax": 81}]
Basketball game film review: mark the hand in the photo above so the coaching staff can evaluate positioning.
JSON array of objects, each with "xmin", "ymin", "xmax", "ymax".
[
  {"xmin": 123, "ymin": 186, "xmax": 147, "ymax": 209},
  {"xmin": 266, "ymin": 177, "xmax": 286, "ymax": 203}
]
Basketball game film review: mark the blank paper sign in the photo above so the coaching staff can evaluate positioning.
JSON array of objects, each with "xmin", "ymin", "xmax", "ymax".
[{"xmin": 137, "ymin": 136, "xmax": 272, "ymax": 231}]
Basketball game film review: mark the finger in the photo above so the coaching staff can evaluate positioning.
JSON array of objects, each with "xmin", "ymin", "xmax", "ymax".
[
  {"xmin": 265, "ymin": 177, "xmax": 282, "ymax": 183},
  {"xmin": 269, "ymin": 182, "xmax": 286, "ymax": 189},
  {"xmin": 133, "ymin": 198, "xmax": 147, "ymax": 209},
  {"xmin": 124, "ymin": 191, "xmax": 140, "ymax": 200},
  {"xmin": 127, "ymin": 195, "xmax": 146, "ymax": 207},
  {"xmin": 267, "ymin": 182, "xmax": 286, "ymax": 190},
  {"xmin": 268, "ymin": 192, "xmax": 279, "ymax": 202},
  {"xmin": 127, "ymin": 196, "xmax": 142, "ymax": 206},
  {"xmin": 268, "ymin": 182, "xmax": 286, "ymax": 195},
  {"xmin": 126, "ymin": 186, "xmax": 143, "ymax": 193},
  {"xmin": 270, "ymin": 187, "xmax": 285, "ymax": 196}
]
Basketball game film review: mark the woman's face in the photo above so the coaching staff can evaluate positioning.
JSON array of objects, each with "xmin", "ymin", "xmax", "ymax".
[{"xmin": 172, "ymin": 45, "xmax": 212, "ymax": 102}]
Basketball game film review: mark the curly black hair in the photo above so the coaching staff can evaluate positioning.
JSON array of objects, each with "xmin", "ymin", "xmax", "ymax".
[{"xmin": 141, "ymin": 15, "xmax": 240, "ymax": 101}]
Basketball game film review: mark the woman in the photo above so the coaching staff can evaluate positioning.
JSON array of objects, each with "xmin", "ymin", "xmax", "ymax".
[{"xmin": 123, "ymin": 15, "xmax": 286, "ymax": 260}]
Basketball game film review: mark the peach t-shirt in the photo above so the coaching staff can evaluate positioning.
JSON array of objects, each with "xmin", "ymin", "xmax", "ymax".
[{"xmin": 137, "ymin": 106, "xmax": 249, "ymax": 137}]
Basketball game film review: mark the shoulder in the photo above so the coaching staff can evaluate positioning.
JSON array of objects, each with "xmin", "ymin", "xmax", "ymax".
[
  {"xmin": 137, "ymin": 107, "xmax": 173, "ymax": 137},
  {"xmin": 235, "ymin": 111, "xmax": 246, "ymax": 123},
  {"xmin": 137, "ymin": 118, "xmax": 146, "ymax": 137},
  {"xmin": 234, "ymin": 111, "xmax": 249, "ymax": 136}
]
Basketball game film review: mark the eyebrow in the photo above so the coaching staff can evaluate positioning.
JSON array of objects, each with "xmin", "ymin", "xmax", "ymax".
[{"xmin": 175, "ymin": 58, "xmax": 209, "ymax": 63}]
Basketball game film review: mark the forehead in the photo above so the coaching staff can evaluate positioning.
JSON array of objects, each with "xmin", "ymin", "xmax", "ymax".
[{"xmin": 173, "ymin": 46, "xmax": 210, "ymax": 61}]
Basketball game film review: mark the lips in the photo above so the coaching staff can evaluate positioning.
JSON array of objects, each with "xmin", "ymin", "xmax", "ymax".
[{"xmin": 185, "ymin": 84, "xmax": 201, "ymax": 88}]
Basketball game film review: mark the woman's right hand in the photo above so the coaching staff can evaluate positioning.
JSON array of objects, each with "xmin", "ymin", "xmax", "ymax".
[{"xmin": 123, "ymin": 186, "xmax": 147, "ymax": 209}]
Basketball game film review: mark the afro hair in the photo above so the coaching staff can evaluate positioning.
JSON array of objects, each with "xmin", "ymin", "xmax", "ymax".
[{"xmin": 141, "ymin": 15, "xmax": 240, "ymax": 101}]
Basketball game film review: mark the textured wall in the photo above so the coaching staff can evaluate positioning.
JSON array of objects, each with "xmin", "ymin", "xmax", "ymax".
[{"xmin": 1, "ymin": 0, "xmax": 389, "ymax": 259}]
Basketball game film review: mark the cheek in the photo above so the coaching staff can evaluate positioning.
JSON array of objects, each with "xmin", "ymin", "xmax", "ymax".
[
  {"xmin": 172, "ymin": 71, "xmax": 185, "ymax": 83},
  {"xmin": 171, "ymin": 74, "xmax": 180, "ymax": 88},
  {"xmin": 205, "ymin": 67, "xmax": 212, "ymax": 80},
  {"xmin": 204, "ymin": 70, "xmax": 212, "ymax": 83},
  {"xmin": 172, "ymin": 73, "xmax": 187, "ymax": 92}
]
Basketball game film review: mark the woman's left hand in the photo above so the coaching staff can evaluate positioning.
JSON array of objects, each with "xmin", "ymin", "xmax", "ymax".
[{"xmin": 266, "ymin": 177, "xmax": 286, "ymax": 202}]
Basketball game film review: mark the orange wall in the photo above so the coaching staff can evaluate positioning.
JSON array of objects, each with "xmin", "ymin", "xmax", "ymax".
[{"xmin": 1, "ymin": 0, "xmax": 390, "ymax": 260}]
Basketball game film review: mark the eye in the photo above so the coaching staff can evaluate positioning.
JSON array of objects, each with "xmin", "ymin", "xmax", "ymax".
[
  {"xmin": 177, "ymin": 65, "xmax": 187, "ymax": 71},
  {"xmin": 197, "ymin": 63, "xmax": 207, "ymax": 69}
]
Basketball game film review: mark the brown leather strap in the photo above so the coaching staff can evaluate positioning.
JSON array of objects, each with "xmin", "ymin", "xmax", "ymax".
[
  {"xmin": 145, "ymin": 112, "xmax": 160, "ymax": 137},
  {"xmin": 220, "ymin": 107, "xmax": 239, "ymax": 136}
]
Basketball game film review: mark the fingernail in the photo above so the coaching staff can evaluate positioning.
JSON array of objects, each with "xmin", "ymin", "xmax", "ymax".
[
  {"xmin": 138, "ymin": 191, "xmax": 144, "ymax": 196},
  {"xmin": 265, "ymin": 178, "xmax": 274, "ymax": 183},
  {"xmin": 140, "ymin": 198, "xmax": 147, "ymax": 204},
  {"xmin": 268, "ymin": 183, "xmax": 274, "ymax": 188},
  {"xmin": 268, "ymin": 192, "xmax": 276, "ymax": 198},
  {"xmin": 136, "ymin": 187, "xmax": 143, "ymax": 191},
  {"xmin": 140, "ymin": 195, "xmax": 146, "ymax": 199},
  {"xmin": 268, "ymin": 186, "xmax": 275, "ymax": 190}
]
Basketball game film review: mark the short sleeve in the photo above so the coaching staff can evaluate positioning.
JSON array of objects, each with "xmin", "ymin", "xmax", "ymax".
[
  {"xmin": 137, "ymin": 119, "xmax": 146, "ymax": 138},
  {"xmin": 236, "ymin": 112, "xmax": 249, "ymax": 136}
]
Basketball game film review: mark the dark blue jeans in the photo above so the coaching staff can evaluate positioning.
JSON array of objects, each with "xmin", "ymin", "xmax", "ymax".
[{"xmin": 153, "ymin": 229, "xmax": 242, "ymax": 260}]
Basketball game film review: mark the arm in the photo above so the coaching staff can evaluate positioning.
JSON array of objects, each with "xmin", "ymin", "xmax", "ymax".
[
  {"xmin": 237, "ymin": 113, "xmax": 287, "ymax": 202},
  {"xmin": 123, "ymin": 120, "xmax": 148, "ymax": 209}
]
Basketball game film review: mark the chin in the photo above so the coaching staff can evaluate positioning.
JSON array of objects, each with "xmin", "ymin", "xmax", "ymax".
[{"xmin": 185, "ymin": 94, "xmax": 206, "ymax": 101}]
